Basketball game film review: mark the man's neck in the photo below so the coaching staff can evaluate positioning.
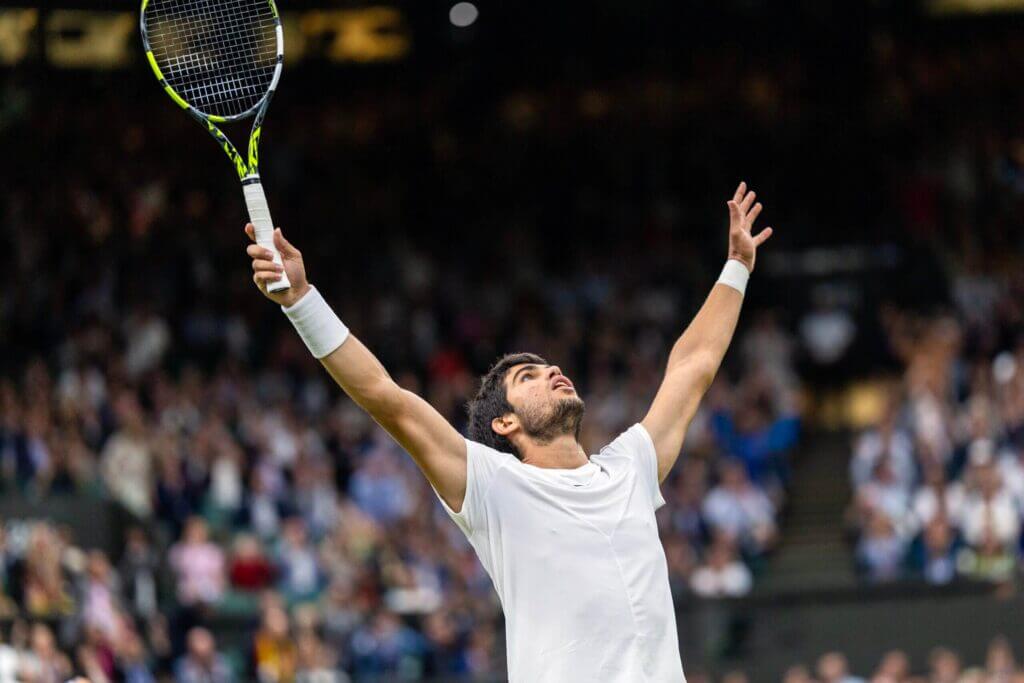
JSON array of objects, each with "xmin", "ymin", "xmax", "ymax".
[{"xmin": 519, "ymin": 433, "xmax": 588, "ymax": 469}]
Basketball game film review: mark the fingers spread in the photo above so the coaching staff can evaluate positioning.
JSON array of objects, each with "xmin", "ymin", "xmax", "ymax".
[
  {"xmin": 732, "ymin": 182, "xmax": 747, "ymax": 203},
  {"xmin": 727, "ymin": 200, "xmax": 742, "ymax": 222},
  {"xmin": 740, "ymin": 191, "xmax": 757, "ymax": 213},
  {"xmin": 747, "ymin": 202, "xmax": 763, "ymax": 226},
  {"xmin": 753, "ymin": 227, "xmax": 774, "ymax": 246}
]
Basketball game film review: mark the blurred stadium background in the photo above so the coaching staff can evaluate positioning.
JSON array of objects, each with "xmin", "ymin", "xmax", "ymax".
[{"xmin": 2, "ymin": 0, "xmax": 1024, "ymax": 681}]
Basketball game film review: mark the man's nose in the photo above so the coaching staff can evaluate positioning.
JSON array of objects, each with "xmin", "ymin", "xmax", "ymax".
[{"xmin": 548, "ymin": 366, "xmax": 562, "ymax": 379}]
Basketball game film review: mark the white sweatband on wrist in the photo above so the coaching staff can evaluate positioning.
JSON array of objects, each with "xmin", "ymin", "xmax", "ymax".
[
  {"xmin": 717, "ymin": 259, "xmax": 750, "ymax": 295},
  {"xmin": 281, "ymin": 285, "xmax": 350, "ymax": 359}
]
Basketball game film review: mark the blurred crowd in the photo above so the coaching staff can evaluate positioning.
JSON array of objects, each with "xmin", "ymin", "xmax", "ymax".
[
  {"xmin": 0, "ymin": 30, "xmax": 808, "ymax": 678},
  {"xmin": 2, "ymin": 5, "xmax": 1023, "ymax": 680},
  {"xmin": 692, "ymin": 634, "xmax": 1024, "ymax": 683},
  {"xmin": 846, "ymin": 29, "xmax": 1024, "ymax": 586}
]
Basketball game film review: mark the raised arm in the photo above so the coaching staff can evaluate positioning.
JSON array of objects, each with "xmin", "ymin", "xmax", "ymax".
[
  {"xmin": 641, "ymin": 182, "xmax": 773, "ymax": 482},
  {"xmin": 245, "ymin": 225, "xmax": 467, "ymax": 511}
]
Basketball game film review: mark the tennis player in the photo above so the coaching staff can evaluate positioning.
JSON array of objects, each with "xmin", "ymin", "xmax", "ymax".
[{"xmin": 246, "ymin": 182, "xmax": 772, "ymax": 682}]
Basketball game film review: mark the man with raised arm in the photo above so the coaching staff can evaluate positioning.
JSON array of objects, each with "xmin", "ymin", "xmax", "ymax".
[{"xmin": 246, "ymin": 182, "xmax": 773, "ymax": 682}]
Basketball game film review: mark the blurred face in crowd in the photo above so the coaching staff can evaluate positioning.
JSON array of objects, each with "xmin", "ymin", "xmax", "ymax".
[
  {"xmin": 184, "ymin": 517, "xmax": 209, "ymax": 544},
  {"xmin": 923, "ymin": 520, "xmax": 952, "ymax": 555},
  {"xmin": 187, "ymin": 628, "xmax": 216, "ymax": 665},
  {"xmin": 929, "ymin": 648, "xmax": 961, "ymax": 683},
  {"xmin": 973, "ymin": 461, "xmax": 1000, "ymax": 498},
  {"xmin": 986, "ymin": 636, "xmax": 1016, "ymax": 675},
  {"xmin": 499, "ymin": 363, "xmax": 585, "ymax": 446},
  {"xmin": 31, "ymin": 624, "xmax": 56, "ymax": 657},
  {"xmin": 782, "ymin": 665, "xmax": 815, "ymax": 683},
  {"xmin": 719, "ymin": 460, "xmax": 749, "ymax": 491},
  {"xmin": 86, "ymin": 551, "xmax": 110, "ymax": 581},
  {"xmin": 263, "ymin": 605, "xmax": 290, "ymax": 639},
  {"xmin": 877, "ymin": 650, "xmax": 910, "ymax": 681},
  {"xmin": 424, "ymin": 611, "xmax": 457, "ymax": 646},
  {"xmin": 818, "ymin": 652, "xmax": 851, "ymax": 683},
  {"xmin": 922, "ymin": 463, "xmax": 946, "ymax": 490},
  {"xmin": 866, "ymin": 511, "xmax": 895, "ymax": 539}
]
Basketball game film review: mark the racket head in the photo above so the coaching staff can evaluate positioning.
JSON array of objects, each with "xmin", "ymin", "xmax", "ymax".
[{"xmin": 140, "ymin": 0, "xmax": 283, "ymax": 123}]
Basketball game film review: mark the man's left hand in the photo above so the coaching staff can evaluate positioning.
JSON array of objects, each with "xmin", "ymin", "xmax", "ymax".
[{"xmin": 726, "ymin": 181, "xmax": 773, "ymax": 272}]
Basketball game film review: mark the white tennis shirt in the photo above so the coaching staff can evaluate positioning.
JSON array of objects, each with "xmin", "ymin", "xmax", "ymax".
[{"xmin": 434, "ymin": 423, "xmax": 685, "ymax": 682}]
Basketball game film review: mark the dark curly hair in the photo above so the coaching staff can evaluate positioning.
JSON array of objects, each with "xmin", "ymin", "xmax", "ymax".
[{"xmin": 466, "ymin": 352, "xmax": 548, "ymax": 460}]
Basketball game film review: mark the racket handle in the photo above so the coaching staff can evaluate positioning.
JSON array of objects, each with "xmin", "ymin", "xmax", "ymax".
[{"xmin": 243, "ymin": 178, "xmax": 291, "ymax": 293}]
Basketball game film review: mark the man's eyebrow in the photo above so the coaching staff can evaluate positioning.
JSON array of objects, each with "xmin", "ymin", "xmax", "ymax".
[{"xmin": 511, "ymin": 364, "xmax": 540, "ymax": 384}]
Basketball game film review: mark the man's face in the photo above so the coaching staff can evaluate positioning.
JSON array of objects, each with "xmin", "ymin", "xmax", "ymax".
[{"xmin": 503, "ymin": 363, "xmax": 585, "ymax": 443}]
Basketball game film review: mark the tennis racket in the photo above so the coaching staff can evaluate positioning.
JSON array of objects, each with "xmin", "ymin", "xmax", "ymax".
[{"xmin": 140, "ymin": 0, "xmax": 291, "ymax": 292}]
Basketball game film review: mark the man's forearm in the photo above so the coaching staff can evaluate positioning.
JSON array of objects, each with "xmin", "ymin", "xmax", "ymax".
[
  {"xmin": 318, "ymin": 334, "xmax": 405, "ymax": 420},
  {"xmin": 280, "ymin": 285, "xmax": 404, "ymax": 418},
  {"xmin": 665, "ymin": 279, "xmax": 744, "ymax": 385},
  {"xmin": 296, "ymin": 302, "xmax": 467, "ymax": 509},
  {"xmin": 248, "ymin": 231, "xmax": 467, "ymax": 506}
]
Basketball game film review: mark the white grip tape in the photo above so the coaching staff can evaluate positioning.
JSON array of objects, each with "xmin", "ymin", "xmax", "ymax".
[{"xmin": 243, "ymin": 179, "xmax": 291, "ymax": 293}]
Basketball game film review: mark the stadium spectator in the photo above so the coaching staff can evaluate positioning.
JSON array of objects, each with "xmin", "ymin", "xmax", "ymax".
[
  {"xmin": 928, "ymin": 647, "xmax": 962, "ymax": 683},
  {"xmin": 710, "ymin": 375, "xmax": 800, "ymax": 487},
  {"xmin": 119, "ymin": 526, "xmax": 159, "ymax": 619},
  {"xmin": 782, "ymin": 664, "xmax": 816, "ymax": 683},
  {"xmin": 349, "ymin": 610, "xmax": 424, "ymax": 678},
  {"xmin": 689, "ymin": 535, "xmax": 753, "ymax": 598},
  {"xmin": 100, "ymin": 393, "xmax": 153, "ymax": 519},
  {"xmin": 702, "ymin": 459, "xmax": 778, "ymax": 556},
  {"xmin": 251, "ymin": 603, "xmax": 297, "ymax": 682},
  {"xmin": 274, "ymin": 517, "xmax": 325, "ymax": 603},
  {"xmin": 856, "ymin": 510, "xmax": 907, "ymax": 583},
  {"xmin": 168, "ymin": 517, "xmax": 226, "ymax": 607},
  {"xmin": 116, "ymin": 630, "xmax": 156, "ymax": 683},
  {"xmin": 985, "ymin": 636, "xmax": 1018, "ymax": 680},
  {"xmin": 11, "ymin": 524, "xmax": 74, "ymax": 618},
  {"xmin": 20, "ymin": 622, "xmax": 72, "ymax": 683},
  {"xmin": 959, "ymin": 448, "xmax": 1020, "ymax": 550},
  {"xmin": 175, "ymin": 627, "xmax": 234, "ymax": 683},
  {"xmin": 817, "ymin": 652, "xmax": 865, "ymax": 683},
  {"xmin": 420, "ymin": 610, "xmax": 468, "ymax": 677},
  {"xmin": 872, "ymin": 650, "xmax": 910, "ymax": 683},
  {"xmin": 227, "ymin": 533, "xmax": 276, "ymax": 593},
  {"xmin": 906, "ymin": 518, "xmax": 960, "ymax": 586},
  {"xmin": 236, "ymin": 465, "xmax": 295, "ymax": 541},
  {"xmin": 77, "ymin": 550, "xmax": 121, "ymax": 640}
]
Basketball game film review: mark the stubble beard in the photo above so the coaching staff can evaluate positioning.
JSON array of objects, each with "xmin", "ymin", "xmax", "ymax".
[{"xmin": 519, "ymin": 395, "xmax": 586, "ymax": 444}]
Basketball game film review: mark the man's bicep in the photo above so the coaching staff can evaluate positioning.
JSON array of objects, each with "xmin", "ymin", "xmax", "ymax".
[{"xmin": 381, "ymin": 390, "xmax": 468, "ymax": 511}]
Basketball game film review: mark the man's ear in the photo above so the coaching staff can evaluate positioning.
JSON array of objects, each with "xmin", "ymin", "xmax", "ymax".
[{"xmin": 491, "ymin": 413, "xmax": 518, "ymax": 437}]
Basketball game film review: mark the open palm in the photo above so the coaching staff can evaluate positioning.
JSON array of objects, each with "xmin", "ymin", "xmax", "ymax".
[{"xmin": 727, "ymin": 181, "xmax": 773, "ymax": 272}]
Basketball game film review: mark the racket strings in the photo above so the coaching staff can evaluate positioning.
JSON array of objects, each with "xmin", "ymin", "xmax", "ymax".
[{"xmin": 144, "ymin": 0, "xmax": 278, "ymax": 119}]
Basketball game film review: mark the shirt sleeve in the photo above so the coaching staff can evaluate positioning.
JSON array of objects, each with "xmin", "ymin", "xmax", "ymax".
[
  {"xmin": 431, "ymin": 438, "xmax": 513, "ymax": 537},
  {"xmin": 596, "ymin": 423, "xmax": 666, "ymax": 511}
]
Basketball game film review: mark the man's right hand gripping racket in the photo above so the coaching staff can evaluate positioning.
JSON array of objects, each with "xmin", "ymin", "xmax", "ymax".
[{"xmin": 140, "ymin": 0, "xmax": 291, "ymax": 292}]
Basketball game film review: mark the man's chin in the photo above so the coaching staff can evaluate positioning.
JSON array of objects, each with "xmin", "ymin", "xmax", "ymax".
[{"xmin": 559, "ymin": 394, "xmax": 584, "ymax": 408}]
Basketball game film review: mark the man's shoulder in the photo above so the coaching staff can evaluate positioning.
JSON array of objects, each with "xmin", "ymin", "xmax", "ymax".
[
  {"xmin": 466, "ymin": 438, "xmax": 518, "ymax": 462},
  {"xmin": 464, "ymin": 438, "xmax": 519, "ymax": 483},
  {"xmin": 593, "ymin": 423, "xmax": 652, "ymax": 459}
]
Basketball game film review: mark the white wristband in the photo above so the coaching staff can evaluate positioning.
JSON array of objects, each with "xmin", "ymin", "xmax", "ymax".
[
  {"xmin": 717, "ymin": 259, "xmax": 750, "ymax": 295},
  {"xmin": 281, "ymin": 285, "xmax": 350, "ymax": 359}
]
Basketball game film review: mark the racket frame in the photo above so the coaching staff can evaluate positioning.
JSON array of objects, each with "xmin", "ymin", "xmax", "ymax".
[{"xmin": 140, "ymin": 0, "xmax": 291, "ymax": 292}]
